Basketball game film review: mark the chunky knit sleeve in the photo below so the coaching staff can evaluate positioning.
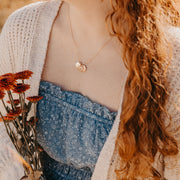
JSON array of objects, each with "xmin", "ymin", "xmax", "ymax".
[
  {"xmin": 99, "ymin": 25, "xmax": 180, "ymax": 180},
  {"xmin": 0, "ymin": 19, "xmax": 24, "ymax": 180},
  {"xmin": 0, "ymin": 2, "xmax": 46, "ymax": 179},
  {"xmin": 163, "ymin": 26, "xmax": 180, "ymax": 180}
]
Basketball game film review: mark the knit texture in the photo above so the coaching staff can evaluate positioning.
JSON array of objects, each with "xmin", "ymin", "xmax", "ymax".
[{"xmin": 0, "ymin": 0, "xmax": 179, "ymax": 179}]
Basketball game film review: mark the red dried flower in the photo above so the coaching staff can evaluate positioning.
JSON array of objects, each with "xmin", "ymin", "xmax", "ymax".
[
  {"xmin": 7, "ymin": 99, "xmax": 20, "ymax": 105},
  {"xmin": 12, "ymin": 83, "xmax": 30, "ymax": 94},
  {"xmin": 7, "ymin": 107, "xmax": 22, "ymax": 117},
  {"xmin": 0, "ymin": 116, "xmax": 15, "ymax": 122},
  {"xmin": 14, "ymin": 70, "xmax": 33, "ymax": 80},
  {"xmin": 0, "ymin": 74, "xmax": 16, "ymax": 90},
  {"xmin": 26, "ymin": 96, "xmax": 43, "ymax": 103},
  {"xmin": 0, "ymin": 90, "xmax": 5, "ymax": 99}
]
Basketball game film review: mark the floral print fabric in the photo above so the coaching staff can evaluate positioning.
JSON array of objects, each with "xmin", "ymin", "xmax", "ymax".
[{"xmin": 36, "ymin": 80, "xmax": 118, "ymax": 180}]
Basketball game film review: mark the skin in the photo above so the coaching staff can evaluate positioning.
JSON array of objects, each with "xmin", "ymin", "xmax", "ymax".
[{"xmin": 41, "ymin": 0, "xmax": 128, "ymax": 112}]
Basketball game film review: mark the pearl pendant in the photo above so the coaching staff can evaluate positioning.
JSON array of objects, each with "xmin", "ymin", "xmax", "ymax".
[{"xmin": 75, "ymin": 62, "xmax": 87, "ymax": 72}]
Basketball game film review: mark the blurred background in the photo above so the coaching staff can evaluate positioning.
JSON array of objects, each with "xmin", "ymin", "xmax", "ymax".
[
  {"xmin": 0, "ymin": 0, "xmax": 180, "ymax": 32},
  {"xmin": 0, "ymin": 0, "xmax": 39, "ymax": 31}
]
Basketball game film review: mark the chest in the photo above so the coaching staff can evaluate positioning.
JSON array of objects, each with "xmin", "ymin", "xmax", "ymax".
[{"xmin": 41, "ymin": 18, "xmax": 128, "ymax": 112}]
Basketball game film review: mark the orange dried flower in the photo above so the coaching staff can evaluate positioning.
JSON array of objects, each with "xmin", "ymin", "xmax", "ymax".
[
  {"xmin": 26, "ymin": 96, "xmax": 43, "ymax": 103},
  {"xmin": 0, "ymin": 90, "xmax": 5, "ymax": 99},
  {"xmin": 0, "ymin": 74, "xmax": 16, "ymax": 90},
  {"xmin": 14, "ymin": 70, "xmax": 33, "ymax": 80},
  {"xmin": 12, "ymin": 83, "xmax": 30, "ymax": 94},
  {"xmin": 2, "ymin": 73, "xmax": 14, "ymax": 77},
  {"xmin": 0, "ymin": 116, "xmax": 15, "ymax": 121},
  {"xmin": 7, "ymin": 107, "xmax": 22, "ymax": 117},
  {"xmin": 7, "ymin": 99, "xmax": 20, "ymax": 105}
]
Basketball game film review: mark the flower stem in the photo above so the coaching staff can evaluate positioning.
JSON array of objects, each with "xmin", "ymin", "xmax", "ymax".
[
  {"xmin": 16, "ymin": 118, "xmax": 32, "ymax": 155},
  {"xmin": 33, "ymin": 102, "xmax": 38, "ymax": 170},
  {"xmin": 0, "ymin": 111, "xmax": 10, "ymax": 136},
  {"xmin": 7, "ymin": 90, "xmax": 16, "ymax": 111},
  {"xmin": 10, "ymin": 130, "xmax": 20, "ymax": 152},
  {"xmin": 1, "ymin": 99, "xmax": 8, "ymax": 113},
  {"xmin": 0, "ymin": 111, "xmax": 19, "ymax": 151},
  {"xmin": 19, "ymin": 93, "xmax": 26, "ymax": 130},
  {"xmin": 19, "ymin": 93, "xmax": 23, "ymax": 109},
  {"xmin": 34, "ymin": 103, "xmax": 37, "ymax": 145}
]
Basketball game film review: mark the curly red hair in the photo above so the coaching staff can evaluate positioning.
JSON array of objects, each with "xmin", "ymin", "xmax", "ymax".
[{"xmin": 104, "ymin": 0, "xmax": 180, "ymax": 179}]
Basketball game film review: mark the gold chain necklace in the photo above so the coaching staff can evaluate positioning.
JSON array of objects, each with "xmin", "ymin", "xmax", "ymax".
[{"xmin": 68, "ymin": 5, "xmax": 112, "ymax": 72}]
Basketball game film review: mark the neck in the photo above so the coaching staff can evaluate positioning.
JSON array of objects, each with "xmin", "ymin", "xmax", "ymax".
[{"xmin": 62, "ymin": 0, "xmax": 113, "ymax": 46}]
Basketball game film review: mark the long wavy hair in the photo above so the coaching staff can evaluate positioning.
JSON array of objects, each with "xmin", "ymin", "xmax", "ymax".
[{"xmin": 104, "ymin": 0, "xmax": 180, "ymax": 179}]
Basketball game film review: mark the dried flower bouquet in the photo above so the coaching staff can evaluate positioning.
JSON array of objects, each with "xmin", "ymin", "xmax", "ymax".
[{"xmin": 0, "ymin": 70, "xmax": 44, "ymax": 180}]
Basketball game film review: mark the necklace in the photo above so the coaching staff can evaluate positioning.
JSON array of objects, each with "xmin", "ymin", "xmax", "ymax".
[{"xmin": 68, "ymin": 6, "xmax": 112, "ymax": 72}]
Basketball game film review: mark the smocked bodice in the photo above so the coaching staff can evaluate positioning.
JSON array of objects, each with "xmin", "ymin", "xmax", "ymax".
[{"xmin": 36, "ymin": 80, "xmax": 118, "ymax": 179}]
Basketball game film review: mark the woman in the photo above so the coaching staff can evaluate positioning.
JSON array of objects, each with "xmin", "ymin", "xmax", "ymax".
[{"xmin": 0, "ymin": 0, "xmax": 180, "ymax": 179}]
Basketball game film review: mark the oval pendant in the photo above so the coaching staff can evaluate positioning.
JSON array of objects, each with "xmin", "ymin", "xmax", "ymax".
[{"xmin": 75, "ymin": 62, "xmax": 87, "ymax": 72}]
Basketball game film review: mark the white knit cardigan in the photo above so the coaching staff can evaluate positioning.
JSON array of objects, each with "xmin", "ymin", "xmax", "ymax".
[{"xmin": 0, "ymin": 0, "xmax": 180, "ymax": 179}]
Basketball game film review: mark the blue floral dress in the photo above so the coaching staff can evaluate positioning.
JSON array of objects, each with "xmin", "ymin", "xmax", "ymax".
[{"xmin": 36, "ymin": 80, "xmax": 118, "ymax": 180}]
